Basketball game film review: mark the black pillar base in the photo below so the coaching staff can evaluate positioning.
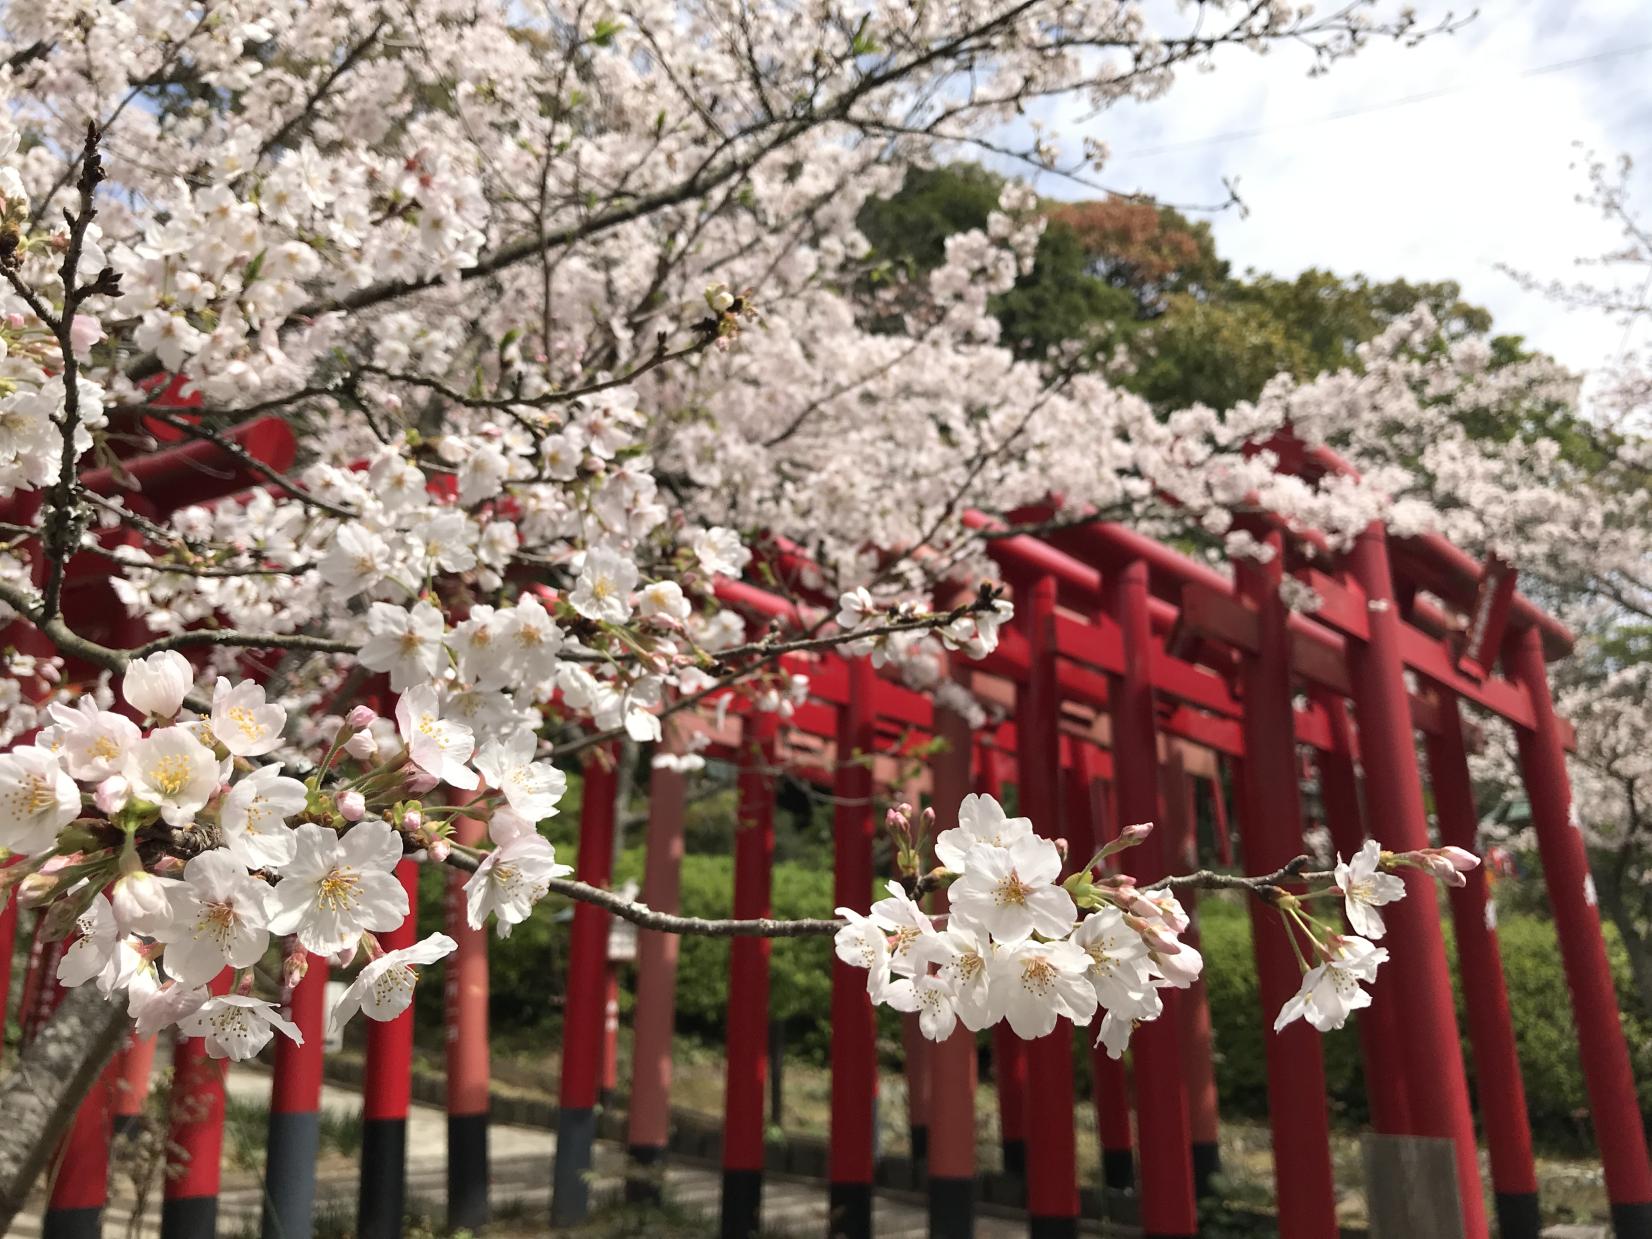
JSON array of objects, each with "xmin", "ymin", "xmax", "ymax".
[
  {"xmin": 260, "ymin": 1110, "xmax": 320, "ymax": 1239},
  {"xmin": 550, "ymin": 1106, "xmax": 597, "ymax": 1227},
  {"xmin": 927, "ymin": 1175, "xmax": 974, "ymax": 1239},
  {"xmin": 358, "ymin": 1116, "xmax": 408, "ymax": 1239},
  {"xmin": 1191, "ymin": 1141, "xmax": 1220, "ymax": 1198},
  {"xmin": 1493, "ymin": 1191, "xmax": 1540, "ymax": 1239},
  {"xmin": 1001, "ymin": 1137, "xmax": 1026, "ymax": 1180},
  {"xmin": 446, "ymin": 1110, "xmax": 489, "ymax": 1232},
  {"xmin": 1611, "ymin": 1201, "xmax": 1652, "ymax": 1239},
  {"xmin": 41, "ymin": 1207, "xmax": 102, "ymax": 1239},
  {"xmin": 626, "ymin": 1144, "xmax": 667, "ymax": 1205},
  {"xmin": 160, "ymin": 1194, "xmax": 218, "ymax": 1239},
  {"xmin": 910, "ymin": 1124, "xmax": 928, "ymax": 1183},
  {"xmin": 1028, "ymin": 1217, "xmax": 1078, "ymax": 1239},
  {"xmin": 827, "ymin": 1181, "xmax": 872, "ymax": 1239},
  {"xmin": 1102, "ymin": 1147, "xmax": 1135, "ymax": 1192},
  {"xmin": 720, "ymin": 1168, "xmax": 764, "ymax": 1239}
]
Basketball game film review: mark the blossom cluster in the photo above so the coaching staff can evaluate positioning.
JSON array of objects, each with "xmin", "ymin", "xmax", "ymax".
[
  {"xmin": 836, "ymin": 798, "xmax": 1480, "ymax": 1048},
  {"xmin": 0, "ymin": 654, "xmax": 573, "ymax": 1060}
]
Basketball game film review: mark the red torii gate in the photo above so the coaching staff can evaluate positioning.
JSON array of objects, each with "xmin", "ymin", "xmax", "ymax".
[{"xmin": 2, "ymin": 413, "xmax": 1647, "ymax": 1239}]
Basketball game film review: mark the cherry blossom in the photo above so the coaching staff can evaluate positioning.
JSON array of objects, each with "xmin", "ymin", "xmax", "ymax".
[
  {"xmin": 463, "ymin": 810, "xmax": 572, "ymax": 938},
  {"xmin": 121, "ymin": 652, "xmax": 195, "ymax": 720},
  {"xmin": 178, "ymin": 995, "xmax": 304, "ymax": 1062},
  {"xmin": 1335, "ymin": 839, "xmax": 1407, "ymax": 939},
  {"xmin": 0, "ymin": 744, "xmax": 81, "ymax": 853},
  {"xmin": 1274, "ymin": 936, "xmax": 1391, "ymax": 1034},
  {"xmin": 328, "ymin": 933, "xmax": 458, "ymax": 1038},
  {"xmin": 269, "ymin": 821, "xmax": 410, "ymax": 955},
  {"xmin": 948, "ymin": 837, "xmax": 1076, "ymax": 945},
  {"xmin": 159, "ymin": 850, "xmax": 278, "ymax": 985}
]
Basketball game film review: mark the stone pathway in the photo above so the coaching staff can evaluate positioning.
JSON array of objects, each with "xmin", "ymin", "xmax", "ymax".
[{"xmin": 11, "ymin": 1069, "xmax": 1094, "ymax": 1238}]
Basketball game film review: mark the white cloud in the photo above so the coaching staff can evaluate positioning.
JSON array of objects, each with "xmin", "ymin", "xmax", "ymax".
[{"xmin": 1007, "ymin": 1, "xmax": 1652, "ymax": 405}]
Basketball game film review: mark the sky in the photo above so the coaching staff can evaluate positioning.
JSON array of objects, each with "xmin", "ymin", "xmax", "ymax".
[{"xmin": 1013, "ymin": 0, "xmax": 1652, "ymax": 399}]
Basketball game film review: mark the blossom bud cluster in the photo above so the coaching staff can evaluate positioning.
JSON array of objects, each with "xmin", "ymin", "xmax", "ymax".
[
  {"xmin": 837, "ymin": 798, "xmax": 1484, "ymax": 1049},
  {"xmin": 835, "ymin": 794, "xmax": 1202, "ymax": 1056}
]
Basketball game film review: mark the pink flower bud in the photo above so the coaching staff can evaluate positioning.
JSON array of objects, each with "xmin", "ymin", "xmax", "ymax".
[
  {"xmin": 112, "ymin": 852, "xmax": 172, "ymax": 936},
  {"xmin": 337, "ymin": 790, "xmax": 366, "ymax": 821},
  {"xmin": 1121, "ymin": 821, "xmax": 1154, "ymax": 843},
  {"xmin": 1434, "ymin": 846, "xmax": 1480, "ymax": 872},
  {"xmin": 283, "ymin": 950, "xmax": 310, "ymax": 989},
  {"xmin": 346, "ymin": 705, "xmax": 378, "ymax": 730},
  {"xmin": 344, "ymin": 731, "xmax": 378, "ymax": 762},
  {"xmin": 94, "ymin": 775, "xmax": 131, "ymax": 815},
  {"xmin": 18, "ymin": 872, "xmax": 59, "ymax": 907},
  {"xmin": 402, "ymin": 809, "xmax": 423, "ymax": 833},
  {"xmin": 427, "ymin": 838, "xmax": 451, "ymax": 863}
]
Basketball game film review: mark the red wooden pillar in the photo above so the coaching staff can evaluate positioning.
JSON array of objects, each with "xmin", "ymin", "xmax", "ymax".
[
  {"xmin": 1087, "ymin": 769, "xmax": 1136, "ymax": 1195},
  {"xmin": 552, "ymin": 746, "xmax": 621, "ymax": 1226},
  {"xmin": 829, "ymin": 659, "xmax": 878, "ymax": 1239},
  {"xmin": 1016, "ymin": 573, "xmax": 1081, "ymax": 1238},
  {"xmin": 38, "ymin": 942, "xmax": 111, "ymax": 1239},
  {"xmin": 446, "ymin": 808, "xmax": 491, "ymax": 1231},
  {"xmin": 111, "ymin": 1033, "xmax": 158, "ymax": 1136},
  {"xmin": 1106, "ymin": 558, "xmax": 1197, "ymax": 1239},
  {"xmin": 1507, "ymin": 626, "xmax": 1652, "ymax": 1237},
  {"xmin": 1425, "ymin": 691, "xmax": 1541, "ymax": 1239},
  {"xmin": 359, "ymin": 859, "xmax": 419, "ymax": 1239},
  {"xmin": 1345, "ymin": 523, "xmax": 1486, "ymax": 1239},
  {"xmin": 721, "ymin": 711, "xmax": 779, "ymax": 1239},
  {"xmin": 929, "ymin": 689, "xmax": 978, "ymax": 1239},
  {"xmin": 1065, "ymin": 741, "xmax": 1136, "ymax": 1197},
  {"xmin": 626, "ymin": 736, "xmax": 690, "ymax": 1202},
  {"xmin": 45, "ymin": 1067, "xmax": 113, "ymax": 1239},
  {"xmin": 1163, "ymin": 753, "xmax": 1220, "ymax": 1198},
  {"xmin": 1313, "ymin": 690, "xmax": 1413, "ymax": 1136},
  {"xmin": 1232, "ymin": 542, "xmax": 1339, "ymax": 1237},
  {"xmin": 161, "ymin": 972, "xmax": 232, "ymax": 1239},
  {"xmin": 261, "ymin": 942, "xmax": 327, "ymax": 1239},
  {"xmin": 976, "ymin": 743, "xmax": 1029, "ymax": 1189},
  {"xmin": 902, "ymin": 1014, "xmax": 931, "ymax": 1181}
]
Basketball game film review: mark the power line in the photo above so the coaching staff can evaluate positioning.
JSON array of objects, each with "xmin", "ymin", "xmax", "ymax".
[{"xmin": 1112, "ymin": 39, "xmax": 1652, "ymax": 161}]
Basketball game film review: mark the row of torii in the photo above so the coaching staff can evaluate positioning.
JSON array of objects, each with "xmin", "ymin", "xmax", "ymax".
[{"xmin": 2, "ymin": 409, "xmax": 1647, "ymax": 1239}]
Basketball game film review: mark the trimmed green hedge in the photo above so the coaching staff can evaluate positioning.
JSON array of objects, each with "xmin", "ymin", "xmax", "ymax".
[{"xmin": 416, "ymin": 842, "xmax": 1652, "ymax": 1148}]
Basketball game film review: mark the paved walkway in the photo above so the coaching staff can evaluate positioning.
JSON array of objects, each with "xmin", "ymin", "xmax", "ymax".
[{"xmin": 11, "ymin": 1069, "xmax": 1082, "ymax": 1238}]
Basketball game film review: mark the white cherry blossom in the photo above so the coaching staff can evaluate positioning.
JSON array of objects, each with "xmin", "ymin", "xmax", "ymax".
[
  {"xmin": 463, "ymin": 809, "xmax": 571, "ymax": 937},
  {"xmin": 159, "ymin": 850, "xmax": 278, "ymax": 985},
  {"xmin": 210, "ymin": 677, "xmax": 288, "ymax": 757},
  {"xmin": 123, "ymin": 727, "xmax": 220, "ymax": 826},
  {"xmin": 934, "ymin": 793, "xmax": 1033, "ymax": 871},
  {"xmin": 948, "ymin": 836, "xmax": 1075, "ymax": 945},
  {"xmin": 988, "ymin": 938, "xmax": 1098, "ymax": 1039},
  {"xmin": 269, "ymin": 820, "xmax": 410, "ymax": 955},
  {"xmin": 177, "ymin": 995, "xmax": 303, "ymax": 1061},
  {"xmin": 1333, "ymin": 840, "xmax": 1408, "ymax": 939},
  {"xmin": 328, "ymin": 932, "xmax": 458, "ymax": 1037},
  {"xmin": 0, "ymin": 744, "xmax": 81, "ymax": 853},
  {"xmin": 473, "ymin": 730, "xmax": 567, "ymax": 821},
  {"xmin": 219, "ymin": 764, "xmax": 307, "ymax": 870},
  {"xmin": 395, "ymin": 686, "xmax": 479, "ymax": 791},
  {"xmin": 121, "ymin": 651, "xmax": 194, "ymax": 719}
]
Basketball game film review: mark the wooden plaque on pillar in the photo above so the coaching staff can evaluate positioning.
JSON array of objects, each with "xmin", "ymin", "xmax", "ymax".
[{"xmin": 1361, "ymin": 1133, "xmax": 1466, "ymax": 1239}]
